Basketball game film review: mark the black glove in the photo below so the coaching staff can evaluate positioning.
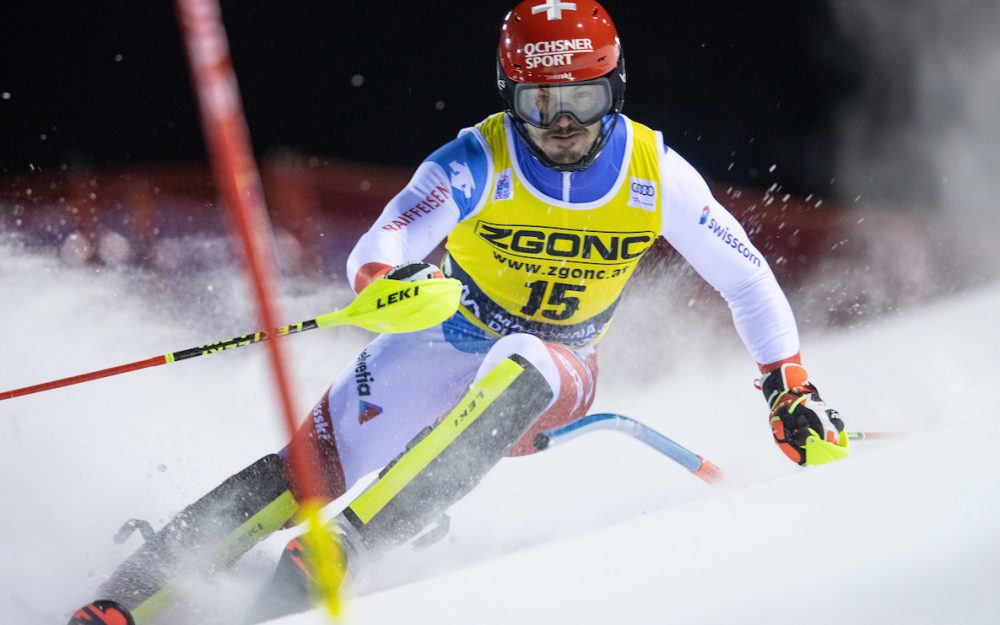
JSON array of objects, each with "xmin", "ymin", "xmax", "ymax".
[{"xmin": 759, "ymin": 363, "xmax": 848, "ymax": 466}]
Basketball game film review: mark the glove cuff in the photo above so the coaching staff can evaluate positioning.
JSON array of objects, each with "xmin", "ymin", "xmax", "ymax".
[{"xmin": 759, "ymin": 363, "xmax": 811, "ymax": 407}]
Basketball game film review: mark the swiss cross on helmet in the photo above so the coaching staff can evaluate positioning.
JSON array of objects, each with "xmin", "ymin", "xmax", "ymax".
[{"xmin": 497, "ymin": 0, "xmax": 626, "ymax": 171}]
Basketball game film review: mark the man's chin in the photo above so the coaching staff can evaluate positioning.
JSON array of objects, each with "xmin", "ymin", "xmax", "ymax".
[{"xmin": 543, "ymin": 148, "xmax": 586, "ymax": 164}]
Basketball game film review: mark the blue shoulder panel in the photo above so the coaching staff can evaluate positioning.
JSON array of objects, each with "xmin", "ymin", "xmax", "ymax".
[
  {"xmin": 511, "ymin": 114, "xmax": 628, "ymax": 203},
  {"xmin": 424, "ymin": 131, "xmax": 490, "ymax": 220},
  {"xmin": 441, "ymin": 313, "xmax": 496, "ymax": 353}
]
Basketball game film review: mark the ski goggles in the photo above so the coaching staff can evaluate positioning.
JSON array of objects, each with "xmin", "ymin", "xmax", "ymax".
[{"xmin": 513, "ymin": 77, "xmax": 613, "ymax": 128}]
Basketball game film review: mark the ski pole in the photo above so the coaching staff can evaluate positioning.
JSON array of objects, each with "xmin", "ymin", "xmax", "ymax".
[
  {"xmin": 846, "ymin": 431, "xmax": 902, "ymax": 441},
  {"xmin": 0, "ymin": 277, "xmax": 461, "ymax": 402},
  {"xmin": 535, "ymin": 412, "xmax": 724, "ymax": 484}
]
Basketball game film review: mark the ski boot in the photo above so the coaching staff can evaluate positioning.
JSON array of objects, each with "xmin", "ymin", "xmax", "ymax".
[
  {"xmin": 67, "ymin": 599, "xmax": 134, "ymax": 625},
  {"xmin": 68, "ymin": 453, "xmax": 298, "ymax": 624}
]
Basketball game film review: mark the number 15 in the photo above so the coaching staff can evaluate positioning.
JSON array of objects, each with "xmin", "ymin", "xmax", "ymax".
[{"xmin": 520, "ymin": 280, "xmax": 586, "ymax": 321}]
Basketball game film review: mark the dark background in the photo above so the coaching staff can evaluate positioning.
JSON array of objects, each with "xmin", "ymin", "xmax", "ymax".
[{"xmin": 1, "ymin": 1, "xmax": 860, "ymax": 196}]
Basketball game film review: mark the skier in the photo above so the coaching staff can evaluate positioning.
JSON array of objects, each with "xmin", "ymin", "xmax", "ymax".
[{"xmin": 69, "ymin": 1, "xmax": 847, "ymax": 623}]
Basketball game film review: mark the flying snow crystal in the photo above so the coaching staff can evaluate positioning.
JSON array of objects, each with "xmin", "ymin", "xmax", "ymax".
[
  {"xmin": 435, "ymin": 100, "xmax": 446, "ymax": 111},
  {"xmin": 114, "ymin": 54, "xmax": 123, "ymax": 62},
  {"xmin": 351, "ymin": 74, "xmax": 365, "ymax": 87},
  {"xmin": 1, "ymin": 92, "xmax": 10, "ymax": 100},
  {"xmin": 768, "ymin": 164, "xmax": 777, "ymax": 173}
]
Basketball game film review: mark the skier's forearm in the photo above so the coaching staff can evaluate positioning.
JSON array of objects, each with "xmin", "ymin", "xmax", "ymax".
[
  {"xmin": 723, "ymin": 270, "xmax": 801, "ymax": 368},
  {"xmin": 346, "ymin": 162, "xmax": 461, "ymax": 292},
  {"xmin": 757, "ymin": 352, "xmax": 802, "ymax": 373},
  {"xmin": 660, "ymin": 148, "xmax": 800, "ymax": 366}
]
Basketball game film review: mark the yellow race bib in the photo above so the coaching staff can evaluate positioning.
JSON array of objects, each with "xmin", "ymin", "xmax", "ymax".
[{"xmin": 444, "ymin": 113, "xmax": 662, "ymax": 347}]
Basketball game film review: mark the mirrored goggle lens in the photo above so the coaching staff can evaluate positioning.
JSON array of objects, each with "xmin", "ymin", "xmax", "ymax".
[{"xmin": 513, "ymin": 80, "xmax": 613, "ymax": 128}]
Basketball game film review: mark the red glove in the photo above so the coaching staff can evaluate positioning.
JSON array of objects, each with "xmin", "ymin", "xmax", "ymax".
[
  {"xmin": 758, "ymin": 363, "xmax": 848, "ymax": 466},
  {"xmin": 354, "ymin": 261, "xmax": 443, "ymax": 292}
]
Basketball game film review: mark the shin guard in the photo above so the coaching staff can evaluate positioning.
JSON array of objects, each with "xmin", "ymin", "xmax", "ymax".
[
  {"xmin": 244, "ymin": 355, "xmax": 552, "ymax": 624},
  {"xmin": 340, "ymin": 354, "xmax": 553, "ymax": 553},
  {"xmin": 95, "ymin": 454, "xmax": 299, "ymax": 623}
]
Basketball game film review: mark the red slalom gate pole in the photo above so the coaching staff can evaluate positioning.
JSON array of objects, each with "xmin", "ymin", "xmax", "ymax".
[{"xmin": 174, "ymin": 0, "xmax": 344, "ymax": 617}]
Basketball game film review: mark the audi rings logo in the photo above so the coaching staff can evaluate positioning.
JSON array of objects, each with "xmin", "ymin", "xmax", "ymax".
[
  {"xmin": 630, "ymin": 181, "xmax": 656, "ymax": 196},
  {"xmin": 628, "ymin": 177, "xmax": 657, "ymax": 211}
]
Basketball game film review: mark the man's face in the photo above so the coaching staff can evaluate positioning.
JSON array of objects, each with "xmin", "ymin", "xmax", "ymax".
[{"xmin": 524, "ymin": 116, "xmax": 602, "ymax": 166}]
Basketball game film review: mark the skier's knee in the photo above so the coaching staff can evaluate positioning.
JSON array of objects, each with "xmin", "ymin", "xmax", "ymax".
[{"xmin": 478, "ymin": 333, "xmax": 560, "ymax": 400}]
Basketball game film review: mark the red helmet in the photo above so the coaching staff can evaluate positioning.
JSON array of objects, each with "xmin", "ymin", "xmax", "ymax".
[
  {"xmin": 498, "ymin": 0, "xmax": 622, "ymax": 84},
  {"xmin": 496, "ymin": 0, "xmax": 626, "ymax": 170}
]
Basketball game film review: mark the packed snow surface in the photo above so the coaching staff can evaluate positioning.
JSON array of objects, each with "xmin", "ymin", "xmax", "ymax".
[{"xmin": 1, "ymin": 242, "xmax": 997, "ymax": 624}]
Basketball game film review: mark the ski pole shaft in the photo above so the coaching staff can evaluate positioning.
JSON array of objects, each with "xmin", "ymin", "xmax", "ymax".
[
  {"xmin": 535, "ymin": 412, "xmax": 723, "ymax": 484},
  {"xmin": 847, "ymin": 431, "xmax": 902, "ymax": 441},
  {"xmin": 0, "ymin": 277, "xmax": 461, "ymax": 402},
  {"xmin": 0, "ymin": 321, "xmax": 318, "ymax": 402}
]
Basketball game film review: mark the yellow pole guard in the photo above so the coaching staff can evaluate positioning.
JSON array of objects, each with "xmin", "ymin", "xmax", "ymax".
[
  {"xmin": 348, "ymin": 356, "xmax": 526, "ymax": 524},
  {"xmin": 803, "ymin": 428, "xmax": 851, "ymax": 466},
  {"xmin": 316, "ymin": 278, "xmax": 462, "ymax": 334}
]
